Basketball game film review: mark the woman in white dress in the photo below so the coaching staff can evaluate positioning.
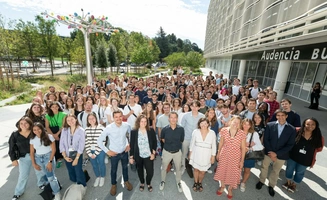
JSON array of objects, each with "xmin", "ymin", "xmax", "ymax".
[{"xmin": 189, "ymin": 118, "xmax": 216, "ymax": 192}]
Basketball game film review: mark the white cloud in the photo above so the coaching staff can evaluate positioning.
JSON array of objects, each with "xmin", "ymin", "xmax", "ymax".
[{"xmin": 1, "ymin": 0, "xmax": 208, "ymax": 48}]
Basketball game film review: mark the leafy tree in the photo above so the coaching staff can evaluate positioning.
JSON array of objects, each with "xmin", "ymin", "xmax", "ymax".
[
  {"xmin": 71, "ymin": 46, "xmax": 86, "ymax": 73},
  {"xmin": 185, "ymin": 51, "xmax": 204, "ymax": 70},
  {"xmin": 0, "ymin": 14, "xmax": 16, "ymax": 70},
  {"xmin": 183, "ymin": 39, "xmax": 192, "ymax": 54},
  {"xmin": 164, "ymin": 52, "xmax": 186, "ymax": 67},
  {"xmin": 109, "ymin": 32, "xmax": 127, "ymax": 63},
  {"xmin": 95, "ymin": 41, "xmax": 108, "ymax": 74},
  {"xmin": 191, "ymin": 43, "xmax": 202, "ymax": 53},
  {"xmin": 108, "ymin": 43, "xmax": 118, "ymax": 73},
  {"xmin": 154, "ymin": 27, "xmax": 169, "ymax": 61},
  {"xmin": 15, "ymin": 20, "xmax": 40, "ymax": 71},
  {"xmin": 176, "ymin": 38, "xmax": 184, "ymax": 52},
  {"xmin": 35, "ymin": 15, "xmax": 58, "ymax": 76}
]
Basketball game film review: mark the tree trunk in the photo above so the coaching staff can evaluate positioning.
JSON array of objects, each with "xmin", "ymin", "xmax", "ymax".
[
  {"xmin": 10, "ymin": 67, "xmax": 14, "ymax": 87},
  {"xmin": 49, "ymin": 56, "xmax": 54, "ymax": 77},
  {"xmin": 5, "ymin": 69, "xmax": 10, "ymax": 90},
  {"xmin": 0, "ymin": 66, "xmax": 4, "ymax": 87}
]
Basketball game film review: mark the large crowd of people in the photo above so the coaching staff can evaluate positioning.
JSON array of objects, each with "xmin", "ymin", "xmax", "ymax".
[{"xmin": 8, "ymin": 70, "xmax": 324, "ymax": 200}]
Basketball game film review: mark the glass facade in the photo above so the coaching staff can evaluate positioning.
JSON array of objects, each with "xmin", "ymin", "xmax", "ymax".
[
  {"xmin": 230, "ymin": 59, "xmax": 327, "ymax": 108},
  {"xmin": 230, "ymin": 60, "xmax": 278, "ymax": 87}
]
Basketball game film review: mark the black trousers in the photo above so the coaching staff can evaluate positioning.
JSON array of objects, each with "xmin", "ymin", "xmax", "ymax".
[
  {"xmin": 55, "ymin": 140, "xmax": 63, "ymax": 161},
  {"xmin": 310, "ymin": 93, "xmax": 319, "ymax": 108},
  {"xmin": 136, "ymin": 157, "xmax": 154, "ymax": 185}
]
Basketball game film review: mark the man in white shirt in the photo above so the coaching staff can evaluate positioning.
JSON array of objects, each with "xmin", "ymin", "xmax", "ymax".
[
  {"xmin": 97, "ymin": 110, "xmax": 133, "ymax": 196},
  {"xmin": 250, "ymin": 80, "xmax": 262, "ymax": 98},
  {"xmin": 123, "ymin": 94, "xmax": 142, "ymax": 127},
  {"xmin": 232, "ymin": 78, "xmax": 241, "ymax": 95}
]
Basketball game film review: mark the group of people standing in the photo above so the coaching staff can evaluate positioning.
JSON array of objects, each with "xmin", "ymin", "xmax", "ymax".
[{"xmin": 8, "ymin": 70, "xmax": 324, "ymax": 200}]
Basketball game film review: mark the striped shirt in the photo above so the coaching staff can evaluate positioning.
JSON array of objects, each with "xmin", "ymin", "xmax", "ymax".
[{"xmin": 85, "ymin": 125, "xmax": 105, "ymax": 156}]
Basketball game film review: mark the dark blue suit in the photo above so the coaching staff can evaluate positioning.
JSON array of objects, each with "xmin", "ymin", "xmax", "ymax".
[
  {"xmin": 259, "ymin": 121, "xmax": 297, "ymax": 188},
  {"xmin": 264, "ymin": 121, "xmax": 296, "ymax": 160}
]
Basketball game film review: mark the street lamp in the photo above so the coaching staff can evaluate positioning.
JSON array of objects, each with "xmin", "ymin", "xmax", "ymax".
[{"xmin": 41, "ymin": 9, "xmax": 118, "ymax": 85}]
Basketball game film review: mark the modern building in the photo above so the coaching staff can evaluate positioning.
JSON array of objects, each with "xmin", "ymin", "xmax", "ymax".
[{"xmin": 204, "ymin": 0, "xmax": 327, "ymax": 108}]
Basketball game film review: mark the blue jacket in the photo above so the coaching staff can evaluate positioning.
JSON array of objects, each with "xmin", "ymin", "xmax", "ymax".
[{"xmin": 263, "ymin": 121, "xmax": 296, "ymax": 160}]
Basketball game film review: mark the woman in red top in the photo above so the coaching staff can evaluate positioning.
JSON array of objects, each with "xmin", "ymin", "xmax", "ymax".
[{"xmin": 214, "ymin": 116, "xmax": 246, "ymax": 199}]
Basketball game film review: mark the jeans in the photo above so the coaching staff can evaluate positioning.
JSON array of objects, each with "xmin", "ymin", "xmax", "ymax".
[
  {"xmin": 89, "ymin": 150, "xmax": 106, "ymax": 177},
  {"xmin": 35, "ymin": 152, "xmax": 60, "ymax": 194},
  {"xmin": 136, "ymin": 157, "xmax": 154, "ymax": 185},
  {"xmin": 65, "ymin": 155, "xmax": 86, "ymax": 186},
  {"xmin": 285, "ymin": 158, "xmax": 308, "ymax": 184},
  {"xmin": 14, "ymin": 154, "xmax": 32, "ymax": 196},
  {"xmin": 110, "ymin": 151, "xmax": 129, "ymax": 185}
]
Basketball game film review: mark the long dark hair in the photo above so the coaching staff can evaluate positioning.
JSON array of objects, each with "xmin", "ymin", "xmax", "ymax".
[
  {"xmin": 30, "ymin": 122, "xmax": 52, "ymax": 146},
  {"xmin": 27, "ymin": 103, "xmax": 44, "ymax": 120},
  {"xmin": 296, "ymin": 118, "xmax": 323, "ymax": 149},
  {"xmin": 252, "ymin": 112, "xmax": 265, "ymax": 127},
  {"xmin": 205, "ymin": 108, "xmax": 217, "ymax": 128},
  {"xmin": 47, "ymin": 102, "xmax": 63, "ymax": 117}
]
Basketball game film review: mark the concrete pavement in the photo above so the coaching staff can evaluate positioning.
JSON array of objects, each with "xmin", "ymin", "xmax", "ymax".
[{"xmin": 0, "ymin": 68, "xmax": 326, "ymax": 199}]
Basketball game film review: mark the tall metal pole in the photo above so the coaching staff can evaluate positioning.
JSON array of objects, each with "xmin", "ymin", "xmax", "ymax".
[
  {"xmin": 82, "ymin": 29, "xmax": 93, "ymax": 85},
  {"xmin": 41, "ymin": 10, "xmax": 116, "ymax": 86}
]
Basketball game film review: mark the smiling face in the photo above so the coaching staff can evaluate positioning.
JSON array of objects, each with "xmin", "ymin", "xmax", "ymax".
[
  {"xmin": 139, "ymin": 117, "xmax": 147, "ymax": 129},
  {"xmin": 33, "ymin": 125, "xmax": 42, "ymax": 138},
  {"xmin": 66, "ymin": 116, "xmax": 77, "ymax": 127},
  {"xmin": 304, "ymin": 119, "xmax": 316, "ymax": 133},
  {"xmin": 20, "ymin": 119, "xmax": 31, "ymax": 131},
  {"xmin": 87, "ymin": 115, "xmax": 97, "ymax": 126}
]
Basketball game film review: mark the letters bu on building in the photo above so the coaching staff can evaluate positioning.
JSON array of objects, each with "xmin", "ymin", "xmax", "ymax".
[{"xmin": 260, "ymin": 44, "xmax": 327, "ymax": 61}]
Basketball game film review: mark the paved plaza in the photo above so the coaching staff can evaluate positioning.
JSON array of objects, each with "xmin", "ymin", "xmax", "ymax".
[{"xmin": 0, "ymin": 71, "xmax": 326, "ymax": 200}]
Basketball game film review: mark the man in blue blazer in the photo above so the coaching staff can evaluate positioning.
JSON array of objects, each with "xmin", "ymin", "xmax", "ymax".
[{"xmin": 256, "ymin": 109, "xmax": 296, "ymax": 197}]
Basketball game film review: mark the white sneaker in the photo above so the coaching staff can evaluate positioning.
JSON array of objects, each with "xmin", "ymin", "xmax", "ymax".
[
  {"xmin": 240, "ymin": 183, "xmax": 246, "ymax": 192},
  {"xmin": 159, "ymin": 181, "xmax": 165, "ymax": 190},
  {"xmin": 207, "ymin": 169, "xmax": 213, "ymax": 174},
  {"xmin": 99, "ymin": 177, "xmax": 105, "ymax": 187},
  {"xmin": 105, "ymin": 156, "xmax": 109, "ymax": 164},
  {"xmin": 54, "ymin": 193, "xmax": 61, "ymax": 200},
  {"xmin": 177, "ymin": 182, "xmax": 183, "ymax": 193},
  {"xmin": 93, "ymin": 177, "xmax": 100, "ymax": 187}
]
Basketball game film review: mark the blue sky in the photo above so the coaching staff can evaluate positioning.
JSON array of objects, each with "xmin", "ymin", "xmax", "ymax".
[{"xmin": 0, "ymin": 0, "xmax": 210, "ymax": 49}]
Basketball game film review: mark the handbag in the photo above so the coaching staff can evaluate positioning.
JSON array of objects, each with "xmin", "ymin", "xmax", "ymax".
[
  {"xmin": 185, "ymin": 158, "xmax": 194, "ymax": 178},
  {"xmin": 69, "ymin": 151, "xmax": 78, "ymax": 160},
  {"xmin": 84, "ymin": 170, "xmax": 90, "ymax": 182},
  {"xmin": 245, "ymin": 133, "xmax": 265, "ymax": 160}
]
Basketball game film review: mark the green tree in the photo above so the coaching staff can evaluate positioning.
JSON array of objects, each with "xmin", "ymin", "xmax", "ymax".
[
  {"xmin": 109, "ymin": 32, "xmax": 127, "ymax": 63},
  {"xmin": 71, "ymin": 46, "xmax": 86, "ymax": 73},
  {"xmin": 35, "ymin": 15, "xmax": 58, "ymax": 76},
  {"xmin": 108, "ymin": 43, "xmax": 118, "ymax": 73},
  {"xmin": 15, "ymin": 19, "xmax": 40, "ymax": 72},
  {"xmin": 154, "ymin": 27, "xmax": 169, "ymax": 61},
  {"xmin": 183, "ymin": 39, "xmax": 192, "ymax": 54},
  {"xmin": 95, "ymin": 41, "xmax": 108, "ymax": 74},
  {"xmin": 185, "ymin": 51, "xmax": 204, "ymax": 70},
  {"xmin": 164, "ymin": 52, "xmax": 186, "ymax": 67}
]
